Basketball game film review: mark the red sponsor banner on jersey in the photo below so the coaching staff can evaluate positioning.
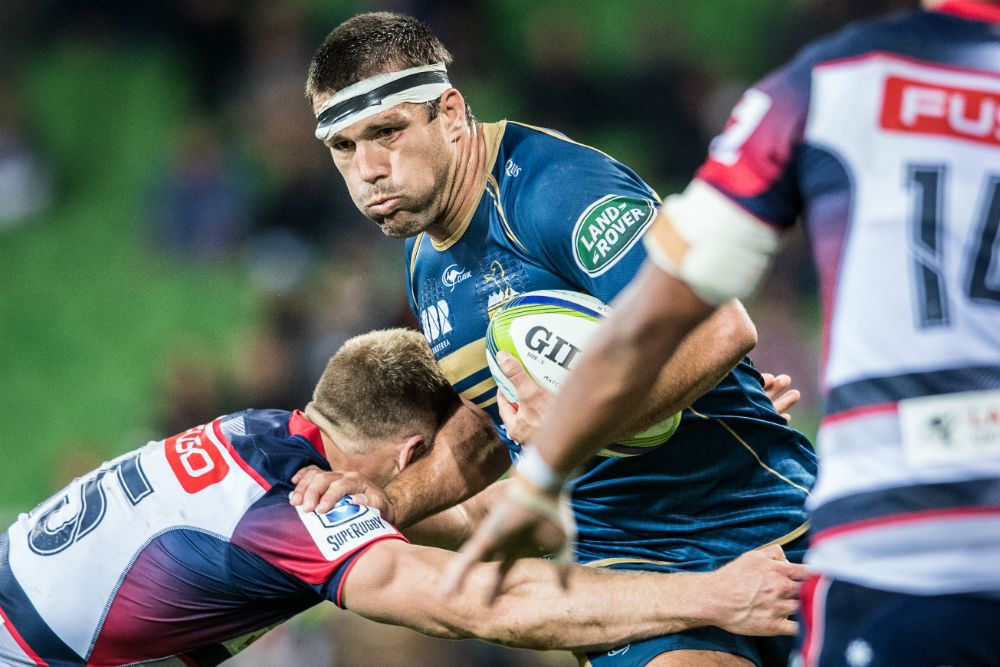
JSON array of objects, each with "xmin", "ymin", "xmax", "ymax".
[
  {"xmin": 881, "ymin": 74, "xmax": 1000, "ymax": 148},
  {"xmin": 165, "ymin": 423, "xmax": 230, "ymax": 493}
]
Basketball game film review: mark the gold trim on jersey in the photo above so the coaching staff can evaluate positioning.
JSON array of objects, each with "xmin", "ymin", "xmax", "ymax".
[
  {"xmin": 408, "ymin": 232, "xmax": 425, "ymax": 306},
  {"xmin": 485, "ymin": 175, "xmax": 530, "ymax": 255},
  {"xmin": 755, "ymin": 521, "xmax": 810, "ymax": 549},
  {"xmin": 581, "ymin": 557, "xmax": 675, "ymax": 568},
  {"xmin": 430, "ymin": 121, "xmax": 507, "ymax": 251},
  {"xmin": 687, "ymin": 407, "xmax": 812, "ymax": 496}
]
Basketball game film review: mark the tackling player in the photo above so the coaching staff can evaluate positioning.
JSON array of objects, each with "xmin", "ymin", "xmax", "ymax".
[
  {"xmin": 458, "ymin": 1, "xmax": 1000, "ymax": 665},
  {"xmin": 297, "ymin": 12, "xmax": 816, "ymax": 667},
  {"xmin": 0, "ymin": 330, "xmax": 805, "ymax": 667}
]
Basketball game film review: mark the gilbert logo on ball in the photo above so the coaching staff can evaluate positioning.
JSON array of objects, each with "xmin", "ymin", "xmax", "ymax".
[
  {"xmin": 573, "ymin": 195, "xmax": 656, "ymax": 276},
  {"xmin": 486, "ymin": 290, "xmax": 680, "ymax": 457}
]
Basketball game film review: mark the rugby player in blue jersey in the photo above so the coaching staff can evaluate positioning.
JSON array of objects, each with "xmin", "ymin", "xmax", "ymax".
[
  {"xmin": 294, "ymin": 13, "xmax": 816, "ymax": 667},
  {"xmin": 458, "ymin": 1, "xmax": 1000, "ymax": 665}
]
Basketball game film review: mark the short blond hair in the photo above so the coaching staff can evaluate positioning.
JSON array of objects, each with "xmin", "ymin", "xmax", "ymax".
[{"xmin": 309, "ymin": 329, "xmax": 457, "ymax": 452}]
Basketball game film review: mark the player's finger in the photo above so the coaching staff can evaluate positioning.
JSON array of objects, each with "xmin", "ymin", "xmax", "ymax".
[
  {"xmin": 441, "ymin": 522, "xmax": 500, "ymax": 597},
  {"xmin": 782, "ymin": 561, "xmax": 810, "ymax": 581},
  {"xmin": 488, "ymin": 557, "xmax": 517, "ymax": 605},
  {"xmin": 758, "ymin": 544, "xmax": 788, "ymax": 561},
  {"xmin": 772, "ymin": 389, "xmax": 801, "ymax": 415},
  {"xmin": 291, "ymin": 465, "xmax": 319, "ymax": 485},
  {"xmin": 776, "ymin": 618, "xmax": 799, "ymax": 636},
  {"xmin": 316, "ymin": 486, "xmax": 352, "ymax": 514},
  {"xmin": 497, "ymin": 390, "xmax": 518, "ymax": 427},
  {"xmin": 295, "ymin": 469, "xmax": 326, "ymax": 511},
  {"xmin": 497, "ymin": 352, "xmax": 532, "ymax": 391}
]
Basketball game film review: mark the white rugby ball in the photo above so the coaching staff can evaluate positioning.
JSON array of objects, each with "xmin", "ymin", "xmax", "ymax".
[{"xmin": 486, "ymin": 289, "xmax": 680, "ymax": 458}]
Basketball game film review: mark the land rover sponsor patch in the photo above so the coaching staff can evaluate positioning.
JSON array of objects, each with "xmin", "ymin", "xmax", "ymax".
[{"xmin": 573, "ymin": 195, "xmax": 656, "ymax": 276}]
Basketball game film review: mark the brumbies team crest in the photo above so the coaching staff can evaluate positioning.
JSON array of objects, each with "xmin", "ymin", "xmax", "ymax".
[{"xmin": 573, "ymin": 195, "xmax": 656, "ymax": 276}]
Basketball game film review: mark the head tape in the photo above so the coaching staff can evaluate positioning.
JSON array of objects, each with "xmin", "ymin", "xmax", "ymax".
[{"xmin": 314, "ymin": 62, "xmax": 451, "ymax": 141}]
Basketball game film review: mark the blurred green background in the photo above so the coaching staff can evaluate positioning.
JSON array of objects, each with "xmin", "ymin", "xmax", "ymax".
[{"xmin": 0, "ymin": 0, "xmax": 916, "ymax": 662}]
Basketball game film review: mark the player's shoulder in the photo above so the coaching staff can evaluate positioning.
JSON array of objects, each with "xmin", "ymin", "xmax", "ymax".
[
  {"xmin": 497, "ymin": 121, "xmax": 619, "ymax": 177},
  {"xmin": 493, "ymin": 121, "xmax": 656, "ymax": 214},
  {"xmin": 791, "ymin": 9, "xmax": 978, "ymax": 71},
  {"xmin": 222, "ymin": 408, "xmax": 329, "ymax": 488}
]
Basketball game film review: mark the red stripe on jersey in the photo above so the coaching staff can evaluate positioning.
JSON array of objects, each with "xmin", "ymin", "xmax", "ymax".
[
  {"xmin": 819, "ymin": 402, "xmax": 898, "ymax": 427},
  {"xmin": 0, "ymin": 605, "xmax": 49, "ymax": 666},
  {"xmin": 811, "ymin": 506, "xmax": 1000, "ymax": 545},
  {"xmin": 814, "ymin": 50, "xmax": 1000, "ymax": 79},
  {"xmin": 289, "ymin": 410, "xmax": 325, "ymax": 457},
  {"xmin": 178, "ymin": 655, "xmax": 199, "ymax": 667},
  {"xmin": 212, "ymin": 420, "xmax": 271, "ymax": 491},
  {"xmin": 799, "ymin": 576, "xmax": 828, "ymax": 667},
  {"xmin": 936, "ymin": 0, "xmax": 1000, "ymax": 24}
]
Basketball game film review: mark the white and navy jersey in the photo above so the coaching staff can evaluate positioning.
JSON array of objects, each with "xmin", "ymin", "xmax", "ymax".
[
  {"xmin": 0, "ymin": 410, "xmax": 404, "ymax": 667},
  {"xmin": 687, "ymin": 1, "xmax": 1000, "ymax": 593}
]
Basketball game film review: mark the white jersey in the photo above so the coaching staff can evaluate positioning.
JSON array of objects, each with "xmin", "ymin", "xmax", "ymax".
[
  {"xmin": 0, "ymin": 410, "xmax": 403, "ymax": 666},
  {"xmin": 650, "ymin": 4, "xmax": 1000, "ymax": 593}
]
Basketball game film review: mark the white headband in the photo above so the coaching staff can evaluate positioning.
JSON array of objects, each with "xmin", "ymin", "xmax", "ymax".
[{"xmin": 314, "ymin": 62, "xmax": 452, "ymax": 141}]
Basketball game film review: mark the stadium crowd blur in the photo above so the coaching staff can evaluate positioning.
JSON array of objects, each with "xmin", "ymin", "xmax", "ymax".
[{"xmin": 0, "ymin": 0, "xmax": 916, "ymax": 664}]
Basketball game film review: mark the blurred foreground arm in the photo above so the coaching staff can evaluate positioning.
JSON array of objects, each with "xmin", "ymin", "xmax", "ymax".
[{"xmin": 344, "ymin": 543, "xmax": 805, "ymax": 652}]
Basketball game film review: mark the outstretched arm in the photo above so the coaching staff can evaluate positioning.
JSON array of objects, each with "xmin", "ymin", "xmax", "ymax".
[{"xmin": 342, "ymin": 542, "xmax": 804, "ymax": 652}]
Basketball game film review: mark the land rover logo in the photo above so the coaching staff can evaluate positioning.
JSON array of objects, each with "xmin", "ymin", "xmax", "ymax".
[{"xmin": 572, "ymin": 195, "xmax": 656, "ymax": 276}]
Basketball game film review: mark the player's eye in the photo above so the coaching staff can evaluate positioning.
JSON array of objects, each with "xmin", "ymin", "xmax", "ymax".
[
  {"xmin": 376, "ymin": 127, "xmax": 398, "ymax": 139},
  {"xmin": 331, "ymin": 140, "xmax": 353, "ymax": 152}
]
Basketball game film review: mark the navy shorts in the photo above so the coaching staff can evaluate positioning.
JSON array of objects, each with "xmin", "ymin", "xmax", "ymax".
[
  {"xmin": 583, "ymin": 538, "xmax": 807, "ymax": 667},
  {"xmin": 796, "ymin": 576, "xmax": 1000, "ymax": 667},
  {"xmin": 586, "ymin": 629, "xmax": 793, "ymax": 667}
]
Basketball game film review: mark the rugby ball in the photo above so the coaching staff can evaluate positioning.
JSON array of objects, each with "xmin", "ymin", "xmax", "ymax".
[{"xmin": 486, "ymin": 290, "xmax": 680, "ymax": 458}]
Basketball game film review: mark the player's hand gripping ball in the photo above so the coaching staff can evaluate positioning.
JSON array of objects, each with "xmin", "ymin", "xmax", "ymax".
[{"xmin": 486, "ymin": 289, "xmax": 680, "ymax": 456}]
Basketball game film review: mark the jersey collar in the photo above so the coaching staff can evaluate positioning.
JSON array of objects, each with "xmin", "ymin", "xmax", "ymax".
[
  {"xmin": 430, "ymin": 121, "xmax": 507, "ymax": 251},
  {"xmin": 934, "ymin": 0, "xmax": 1000, "ymax": 24}
]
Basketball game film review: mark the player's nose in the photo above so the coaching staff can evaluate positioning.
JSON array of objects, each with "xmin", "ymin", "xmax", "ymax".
[{"xmin": 354, "ymin": 142, "xmax": 389, "ymax": 183}]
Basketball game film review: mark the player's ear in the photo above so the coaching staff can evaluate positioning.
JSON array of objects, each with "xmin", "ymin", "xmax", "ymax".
[
  {"xmin": 439, "ymin": 89, "xmax": 468, "ymax": 139},
  {"xmin": 396, "ymin": 435, "xmax": 427, "ymax": 472}
]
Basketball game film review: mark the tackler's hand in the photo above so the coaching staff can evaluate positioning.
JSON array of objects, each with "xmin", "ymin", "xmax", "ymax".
[
  {"xmin": 441, "ymin": 476, "xmax": 576, "ymax": 602},
  {"xmin": 290, "ymin": 466, "xmax": 396, "ymax": 523},
  {"xmin": 760, "ymin": 372, "xmax": 801, "ymax": 422},
  {"xmin": 495, "ymin": 351, "xmax": 556, "ymax": 445},
  {"xmin": 700, "ymin": 544, "xmax": 808, "ymax": 637}
]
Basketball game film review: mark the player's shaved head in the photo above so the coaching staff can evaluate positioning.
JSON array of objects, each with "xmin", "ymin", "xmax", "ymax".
[{"xmin": 308, "ymin": 328, "xmax": 457, "ymax": 454}]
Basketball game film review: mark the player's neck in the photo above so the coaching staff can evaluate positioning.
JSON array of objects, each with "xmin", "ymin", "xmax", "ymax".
[{"xmin": 425, "ymin": 122, "xmax": 486, "ymax": 245}]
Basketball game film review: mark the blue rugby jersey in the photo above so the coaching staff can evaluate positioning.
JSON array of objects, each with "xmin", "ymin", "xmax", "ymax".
[
  {"xmin": 0, "ymin": 410, "xmax": 404, "ymax": 667},
  {"xmin": 677, "ymin": 1, "xmax": 1000, "ymax": 593},
  {"xmin": 406, "ymin": 121, "xmax": 817, "ymax": 571}
]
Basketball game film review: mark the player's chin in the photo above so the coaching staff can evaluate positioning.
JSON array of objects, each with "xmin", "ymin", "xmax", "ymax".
[{"xmin": 374, "ymin": 211, "xmax": 427, "ymax": 239}]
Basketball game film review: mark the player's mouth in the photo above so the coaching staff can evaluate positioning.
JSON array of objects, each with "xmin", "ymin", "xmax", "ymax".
[{"xmin": 368, "ymin": 196, "xmax": 401, "ymax": 215}]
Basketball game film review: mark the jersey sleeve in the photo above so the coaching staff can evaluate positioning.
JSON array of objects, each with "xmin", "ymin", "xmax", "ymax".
[
  {"xmin": 506, "ymin": 133, "xmax": 661, "ymax": 304},
  {"xmin": 230, "ymin": 493, "xmax": 407, "ymax": 608},
  {"xmin": 693, "ymin": 47, "xmax": 816, "ymax": 229}
]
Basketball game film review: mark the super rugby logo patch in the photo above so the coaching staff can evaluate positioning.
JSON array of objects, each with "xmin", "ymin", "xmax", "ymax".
[{"xmin": 572, "ymin": 195, "xmax": 656, "ymax": 276}]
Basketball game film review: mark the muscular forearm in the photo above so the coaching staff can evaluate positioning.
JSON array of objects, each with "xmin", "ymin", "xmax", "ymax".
[
  {"xmin": 385, "ymin": 397, "xmax": 510, "ymax": 528},
  {"xmin": 534, "ymin": 263, "xmax": 715, "ymax": 473},
  {"xmin": 403, "ymin": 480, "xmax": 511, "ymax": 549},
  {"xmin": 608, "ymin": 299, "xmax": 755, "ymax": 441},
  {"xmin": 348, "ymin": 543, "xmax": 709, "ymax": 651}
]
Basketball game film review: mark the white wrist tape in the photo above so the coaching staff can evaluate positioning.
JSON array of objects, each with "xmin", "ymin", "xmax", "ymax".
[
  {"xmin": 643, "ymin": 179, "xmax": 781, "ymax": 305},
  {"xmin": 515, "ymin": 446, "xmax": 571, "ymax": 492}
]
